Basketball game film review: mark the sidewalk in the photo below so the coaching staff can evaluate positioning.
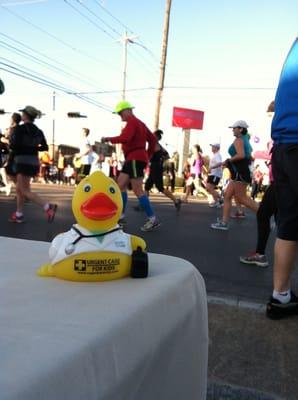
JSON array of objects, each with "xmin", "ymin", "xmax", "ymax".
[{"xmin": 207, "ymin": 299, "xmax": 298, "ymax": 400}]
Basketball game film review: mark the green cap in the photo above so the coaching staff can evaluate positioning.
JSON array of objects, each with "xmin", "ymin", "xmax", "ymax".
[{"xmin": 113, "ymin": 100, "xmax": 134, "ymax": 114}]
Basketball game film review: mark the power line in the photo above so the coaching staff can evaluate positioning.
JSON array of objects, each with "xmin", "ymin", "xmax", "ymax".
[
  {"xmin": 0, "ymin": 59, "xmax": 78, "ymax": 93},
  {"xmin": 91, "ymin": 0, "xmax": 160, "ymax": 62},
  {"xmin": 68, "ymin": 86, "xmax": 156, "ymax": 95},
  {"xmin": 0, "ymin": 4, "xmax": 118, "ymax": 71},
  {"xmin": 0, "ymin": 40, "xmax": 104, "ymax": 90},
  {"xmin": 2, "ymin": 1, "xmax": 158, "ymax": 82},
  {"xmin": 164, "ymin": 85, "xmax": 276, "ymax": 91},
  {"xmin": 64, "ymin": 1, "xmax": 158, "ymax": 77},
  {"xmin": 92, "ymin": 0, "xmax": 134, "ymax": 34},
  {"xmin": 63, "ymin": 0, "xmax": 119, "ymax": 41},
  {"xmin": 0, "ymin": 32, "xmax": 108, "ymax": 89},
  {"xmin": 74, "ymin": 0, "xmax": 122, "ymax": 38},
  {"xmin": 0, "ymin": 62, "xmax": 113, "ymax": 112}
]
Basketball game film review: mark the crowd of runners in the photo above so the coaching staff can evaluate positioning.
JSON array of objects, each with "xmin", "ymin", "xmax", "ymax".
[{"xmin": 1, "ymin": 59, "xmax": 298, "ymax": 321}]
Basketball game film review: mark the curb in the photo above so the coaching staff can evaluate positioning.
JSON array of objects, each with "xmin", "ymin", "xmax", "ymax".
[
  {"xmin": 207, "ymin": 294, "xmax": 266, "ymax": 312},
  {"xmin": 207, "ymin": 380, "xmax": 284, "ymax": 400}
]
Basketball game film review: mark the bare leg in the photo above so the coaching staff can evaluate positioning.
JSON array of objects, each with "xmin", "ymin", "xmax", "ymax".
[
  {"xmin": 273, "ymin": 239, "xmax": 298, "ymax": 292},
  {"xmin": 184, "ymin": 185, "xmax": 191, "ymax": 202},
  {"xmin": 206, "ymin": 183, "xmax": 220, "ymax": 203},
  {"xmin": 222, "ymin": 181, "xmax": 235, "ymax": 223},
  {"xmin": 163, "ymin": 188, "xmax": 177, "ymax": 203},
  {"xmin": 16, "ymin": 174, "xmax": 46, "ymax": 211},
  {"xmin": 130, "ymin": 177, "xmax": 147, "ymax": 198},
  {"xmin": 0, "ymin": 168, "xmax": 9, "ymax": 186},
  {"xmin": 234, "ymin": 182, "xmax": 259, "ymax": 213}
]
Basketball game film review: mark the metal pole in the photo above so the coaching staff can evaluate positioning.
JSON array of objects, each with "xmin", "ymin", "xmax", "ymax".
[
  {"xmin": 52, "ymin": 91, "xmax": 56, "ymax": 162},
  {"xmin": 153, "ymin": 0, "xmax": 172, "ymax": 131},
  {"xmin": 178, "ymin": 128, "xmax": 191, "ymax": 177},
  {"xmin": 122, "ymin": 32, "xmax": 128, "ymax": 100}
]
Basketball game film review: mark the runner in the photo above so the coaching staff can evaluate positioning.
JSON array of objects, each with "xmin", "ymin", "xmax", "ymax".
[
  {"xmin": 211, "ymin": 120, "xmax": 258, "ymax": 231},
  {"xmin": 206, "ymin": 143, "xmax": 223, "ymax": 207},
  {"xmin": 8, "ymin": 105, "xmax": 57, "ymax": 223},
  {"xmin": 101, "ymin": 101, "xmax": 160, "ymax": 232},
  {"xmin": 144, "ymin": 129, "xmax": 181, "ymax": 211}
]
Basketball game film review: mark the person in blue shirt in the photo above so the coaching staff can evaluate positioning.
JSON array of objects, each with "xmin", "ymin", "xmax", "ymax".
[
  {"xmin": 266, "ymin": 37, "xmax": 298, "ymax": 319},
  {"xmin": 211, "ymin": 120, "xmax": 259, "ymax": 230}
]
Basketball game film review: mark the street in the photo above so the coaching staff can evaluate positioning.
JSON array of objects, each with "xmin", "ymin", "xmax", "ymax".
[{"xmin": 0, "ymin": 183, "xmax": 285, "ymax": 303}]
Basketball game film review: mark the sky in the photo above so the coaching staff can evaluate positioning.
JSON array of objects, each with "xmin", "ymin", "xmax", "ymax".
[{"xmin": 1, "ymin": 0, "xmax": 298, "ymax": 157}]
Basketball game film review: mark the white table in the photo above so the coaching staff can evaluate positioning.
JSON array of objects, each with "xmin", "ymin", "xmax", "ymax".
[{"xmin": 0, "ymin": 237, "xmax": 208, "ymax": 400}]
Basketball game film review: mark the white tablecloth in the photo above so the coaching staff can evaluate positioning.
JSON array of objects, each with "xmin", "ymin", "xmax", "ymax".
[{"xmin": 0, "ymin": 237, "xmax": 208, "ymax": 400}]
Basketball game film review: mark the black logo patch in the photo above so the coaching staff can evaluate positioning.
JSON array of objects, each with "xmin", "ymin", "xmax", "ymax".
[{"xmin": 73, "ymin": 258, "xmax": 121, "ymax": 275}]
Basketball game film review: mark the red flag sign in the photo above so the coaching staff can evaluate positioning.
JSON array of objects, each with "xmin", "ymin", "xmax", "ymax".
[{"xmin": 172, "ymin": 107, "xmax": 204, "ymax": 130}]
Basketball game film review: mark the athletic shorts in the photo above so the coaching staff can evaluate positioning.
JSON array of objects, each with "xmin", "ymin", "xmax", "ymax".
[
  {"xmin": 227, "ymin": 159, "xmax": 251, "ymax": 185},
  {"xmin": 272, "ymin": 144, "xmax": 298, "ymax": 241},
  {"xmin": 145, "ymin": 164, "xmax": 164, "ymax": 192},
  {"xmin": 81, "ymin": 164, "xmax": 91, "ymax": 176},
  {"xmin": 207, "ymin": 175, "xmax": 221, "ymax": 186},
  {"xmin": 121, "ymin": 160, "xmax": 147, "ymax": 179},
  {"xmin": 15, "ymin": 163, "xmax": 39, "ymax": 177}
]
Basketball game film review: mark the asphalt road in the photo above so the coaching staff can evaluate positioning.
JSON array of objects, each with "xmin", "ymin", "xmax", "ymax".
[{"xmin": 1, "ymin": 182, "xmax": 291, "ymax": 303}]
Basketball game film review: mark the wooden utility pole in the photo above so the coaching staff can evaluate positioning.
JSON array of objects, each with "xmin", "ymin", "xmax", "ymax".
[{"xmin": 153, "ymin": 0, "xmax": 172, "ymax": 131}]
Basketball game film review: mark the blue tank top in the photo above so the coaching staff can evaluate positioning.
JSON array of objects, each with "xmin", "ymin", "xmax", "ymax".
[
  {"xmin": 271, "ymin": 38, "xmax": 298, "ymax": 144},
  {"xmin": 228, "ymin": 135, "xmax": 252, "ymax": 159}
]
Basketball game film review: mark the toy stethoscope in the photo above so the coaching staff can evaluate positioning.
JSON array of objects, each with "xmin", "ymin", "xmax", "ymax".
[{"xmin": 65, "ymin": 225, "xmax": 121, "ymax": 255}]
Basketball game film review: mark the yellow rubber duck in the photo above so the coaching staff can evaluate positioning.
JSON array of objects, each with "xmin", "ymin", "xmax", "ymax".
[{"xmin": 37, "ymin": 171, "xmax": 147, "ymax": 281}]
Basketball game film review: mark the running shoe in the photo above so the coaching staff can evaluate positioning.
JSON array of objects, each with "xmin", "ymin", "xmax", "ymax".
[
  {"xmin": 141, "ymin": 218, "xmax": 161, "ymax": 232},
  {"xmin": 174, "ymin": 198, "xmax": 182, "ymax": 211},
  {"xmin": 266, "ymin": 291, "xmax": 298, "ymax": 320},
  {"xmin": 240, "ymin": 252, "xmax": 269, "ymax": 267},
  {"xmin": 5, "ymin": 184, "xmax": 12, "ymax": 196},
  {"xmin": 209, "ymin": 201, "xmax": 221, "ymax": 208},
  {"xmin": 210, "ymin": 220, "xmax": 229, "ymax": 231},
  {"xmin": 9, "ymin": 212, "xmax": 24, "ymax": 223},
  {"xmin": 46, "ymin": 204, "xmax": 58, "ymax": 223},
  {"xmin": 209, "ymin": 201, "xmax": 218, "ymax": 208},
  {"xmin": 231, "ymin": 211, "xmax": 246, "ymax": 219}
]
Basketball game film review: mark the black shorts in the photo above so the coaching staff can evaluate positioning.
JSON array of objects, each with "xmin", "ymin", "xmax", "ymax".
[
  {"xmin": 81, "ymin": 164, "xmax": 91, "ymax": 176},
  {"xmin": 15, "ymin": 163, "xmax": 39, "ymax": 177},
  {"xmin": 145, "ymin": 164, "xmax": 164, "ymax": 192},
  {"xmin": 121, "ymin": 160, "xmax": 147, "ymax": 179},
  {"xmin": 272, "ymin": 144, "xmax": 298, "ymax": 241},
  {"xmin": 207, "ymin": 175, "xmax": 220, "ymax": 186},
  {"xmin": 227, "ymin": 159, "xmax": 251, "ymax": 184}
]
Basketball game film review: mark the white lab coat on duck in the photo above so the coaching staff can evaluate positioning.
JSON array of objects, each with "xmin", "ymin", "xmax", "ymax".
[{"xmin": 49, "ymin": 224, "xmax": 132, "ymax": 265}]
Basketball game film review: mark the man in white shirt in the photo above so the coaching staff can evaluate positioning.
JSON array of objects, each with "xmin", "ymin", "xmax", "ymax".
[
  {"xmin": 206, "ymin": 143, "xmax": 223, "ymax": 207},
  {"xmin": 78, "ymin": 128, "xmax": 92, "ymax": 176}
]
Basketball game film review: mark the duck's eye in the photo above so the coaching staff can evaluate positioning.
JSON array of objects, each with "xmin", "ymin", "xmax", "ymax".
[
  {"xmin": 83, "ymin": 184, "xmax": 92, "ymax": 192},
  {"xmin": 109, "ymin": 186, "xmax": 116, "ymax": 194}
]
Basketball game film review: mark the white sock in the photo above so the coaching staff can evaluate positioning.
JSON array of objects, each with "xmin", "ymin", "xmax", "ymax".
[
  {"xmin": 273, "ymin": 289, "xmax": 291, "ymax": 304},
  {"xmin": 149, "ymin": 216, "xmax": 156, "ymax": 222},
  {"xmin": 16, "ymin": 211, "xmax": 23, "ymax": 217}
]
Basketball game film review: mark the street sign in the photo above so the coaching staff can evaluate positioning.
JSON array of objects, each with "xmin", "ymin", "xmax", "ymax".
[
  {"xmin": 67, "ymin": 112, "xmax": 87, "ymax": 118},
  {"xmin": 172, "ymin": 107, "xmax": 204, "ymax": 130}
]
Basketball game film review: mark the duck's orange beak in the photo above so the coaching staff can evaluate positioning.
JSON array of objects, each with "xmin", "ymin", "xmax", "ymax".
[{"xmin": 80, "ymin": 193, "xmax": 118, "ymax": 220}]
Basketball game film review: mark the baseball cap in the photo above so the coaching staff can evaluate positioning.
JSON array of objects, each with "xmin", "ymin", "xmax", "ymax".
[
  {"xmin": 113, "ymin": 100, "xmax": 134, "ymax": 114},
  {"xmin": 210, "ymin": 143, "xmax": 220, "ymax": 148},
  {"xmin": 229, "ymin": 120, "xmax": 249, "ymax": 129},
  {"xmin": 19, "ymin": 105, "xmax": 41, "ymax": 119}
]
